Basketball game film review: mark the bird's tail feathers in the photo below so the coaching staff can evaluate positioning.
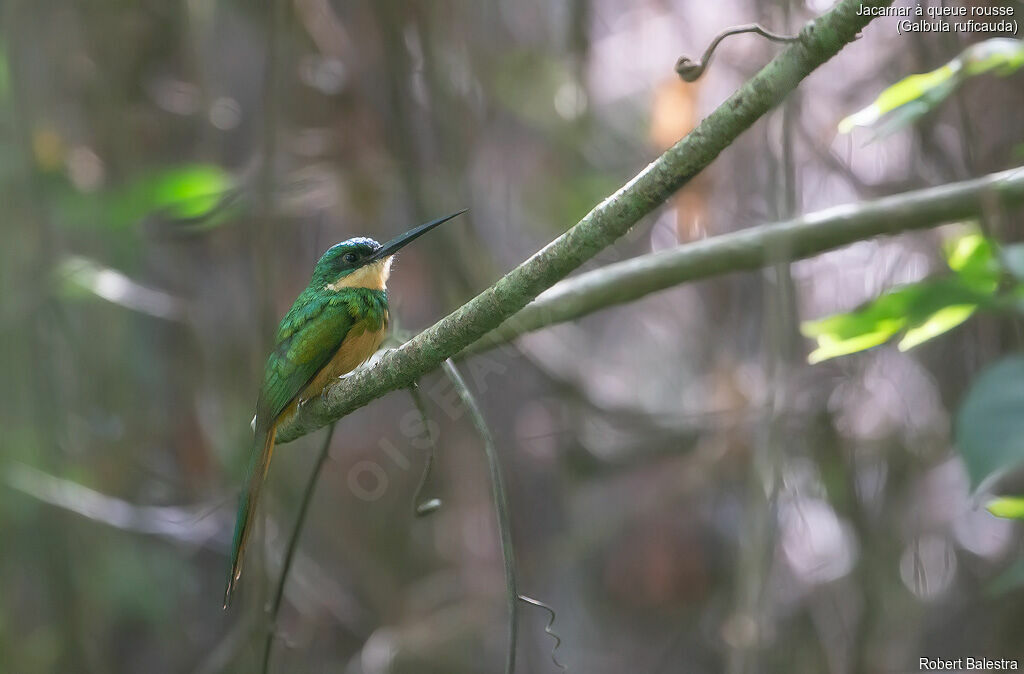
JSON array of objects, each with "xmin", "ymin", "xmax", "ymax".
[{"xmin": 223, "ymin": 423, "xmax": 277, "ymax": 609}]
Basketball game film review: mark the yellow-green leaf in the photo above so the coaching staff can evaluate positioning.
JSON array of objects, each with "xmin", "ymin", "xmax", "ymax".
[
  {"xmin": 839, "ymin": 38, "xmax": 1024, "ymax": 139},
  {"xmin": 962, "ymin": 37, "xmax": 1024, "ymax": 77},
  {"xmin": 802, "ymin": 276, "xmax": 994, "ymax": 364},
  {"xmin": 986, "ymin": 496, "xmax": 1024, "ymax": 520},
  {"xmin": 897, "ymin": 304, "xmax": 976, "ymax": 351}
]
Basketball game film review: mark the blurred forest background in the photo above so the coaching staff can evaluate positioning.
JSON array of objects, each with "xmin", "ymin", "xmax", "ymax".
[{"xmin": 2, "ymin": 0, "xmax": 1024, "ymax": 672}]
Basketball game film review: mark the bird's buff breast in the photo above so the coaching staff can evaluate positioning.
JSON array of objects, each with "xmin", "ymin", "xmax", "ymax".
[
  {"xmin": 309, "ymin": 321, "xmax": 386, "ymax": 397},
  {"xmin": 278, "ymin": 319, "xmax": 387, "ymax": 426}
]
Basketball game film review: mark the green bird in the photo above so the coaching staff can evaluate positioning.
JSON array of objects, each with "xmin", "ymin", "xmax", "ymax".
[{"xmin": 223, "ymin": 210, "xmax": 465, "ymax": 608}]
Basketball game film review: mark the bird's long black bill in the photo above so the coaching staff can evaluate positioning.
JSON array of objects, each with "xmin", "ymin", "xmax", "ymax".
[{"xmin": 370, "ymin": 209, "xmax": 467, "ymax": 260}]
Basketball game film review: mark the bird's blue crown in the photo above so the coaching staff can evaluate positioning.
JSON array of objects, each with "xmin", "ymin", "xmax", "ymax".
[{"xmin": 333, "ymin": 237, "xmax": 381, "ymax": 251}]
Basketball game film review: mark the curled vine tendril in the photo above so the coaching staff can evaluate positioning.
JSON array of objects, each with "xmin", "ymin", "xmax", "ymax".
[
  {"xmin": 407, "ymin": 382, "xmax": 442, "ymax": 517},
  {"xmin": 518, "ymin": 594, "xmax": 567, "ymax": 672},
  {"xmin": 675, "ymin": 23, "xmax": 799, "ymax": 82}
]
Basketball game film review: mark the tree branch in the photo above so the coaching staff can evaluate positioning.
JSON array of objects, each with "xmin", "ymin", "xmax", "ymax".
[
  {"xmin": 276, "ymin": 0, "xmax": 893, "ymax": 444},
  {"xmin": 464, "ymin": 166, "xmax": 1024, "ymax": 355}
]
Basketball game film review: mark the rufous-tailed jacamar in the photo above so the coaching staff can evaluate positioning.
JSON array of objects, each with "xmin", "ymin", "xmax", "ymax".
[{"xmin": 223, "ymin": 210, "xmax": 465, "ymax": 608}]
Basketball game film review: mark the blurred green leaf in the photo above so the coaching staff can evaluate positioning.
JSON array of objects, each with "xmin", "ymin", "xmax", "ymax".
[
  {"xmin": 839, "ymin": 38, "xmax": 1024, "ymax": 139},
  {"xmin": 962, "ymin": 37, "xmax": 1024, "ymax": 77},
  {"xmin": 56, "ymin": 163, "xmax": 236, "ymax": 231},
  {"xmin": 986, "ymin": 496, "xmax": 1024, "ymax": 519},
  {"xmin": 802, "ymin": 278, "xmax": 991, "ymax": 363},
  {"xmin": 896, "ymin": 303, "xmax": 977, "ymax": 351},
  {"xmin": 955, "ymin": 355, "xmax": 1024, "ymax": 491},
  {"xmin": 838, "ymin": 67, "xmax": 958, "ymax": 135},
  {"xmin": 802, "ymin": 232, "xmax": 1004, "ymax": 363},
  {"xmin": 109, "ymin": 163, "xmax": 235, "ymax": 225},
  {"xmin": 802, "ymin": 287, "xmax": 918, "ymax": 363},
  {"xmin": 944, "ymin": 232, "xmax": 999, "ymax": 291}
]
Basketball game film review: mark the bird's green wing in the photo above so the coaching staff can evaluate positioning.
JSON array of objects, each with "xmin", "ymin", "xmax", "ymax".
[
  {"xmin": 224, "ymin": 294, "xmax": 354, "ymax": 607},
  {"xmin": 257, "ymin": 294, "xmax": 356, "ymax": 423}
]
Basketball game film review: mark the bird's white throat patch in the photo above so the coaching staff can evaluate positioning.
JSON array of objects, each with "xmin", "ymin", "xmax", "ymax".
[{"xmin": 325, "ymin": 256, "xmax": 393, "ymax": 292}]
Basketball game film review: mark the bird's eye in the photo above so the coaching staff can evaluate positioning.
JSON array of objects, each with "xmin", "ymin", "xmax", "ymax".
[{"xmin": 342, "ymin": 252, "xmax": 358, "ymax": 264}]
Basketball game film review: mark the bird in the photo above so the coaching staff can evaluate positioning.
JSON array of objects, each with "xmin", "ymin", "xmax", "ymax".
[{"xmin": 223, "ymin": 210, "xmax": 466, "ymax": 609}]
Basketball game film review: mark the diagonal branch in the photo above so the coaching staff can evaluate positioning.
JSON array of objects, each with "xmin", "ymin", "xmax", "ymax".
[
  {"xmin": 277, "ymin": 0, "xmax": 894, "ymax": 444},
  {"xmin": 463, "ymin": 166, "xmax": 1024, "ymax": 355}
]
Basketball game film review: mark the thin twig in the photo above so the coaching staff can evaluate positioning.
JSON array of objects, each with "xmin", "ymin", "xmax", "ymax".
[
  {"xmin": 441, "ymin": 359, "xmax": 519, "ymax": 674},
  {"xmin": 675, "ymin": 23, "xmax": 799, "ymax": 82},
  {"xmin": 262, "ymin": 423, "xmax": 338, "ymax": 674},
  {"xmin": 275, "ymin": 0, "xmax": 895, "ymax": 445},
  {"xmin": 408, "ymin": 383, "xmax": 443, "ymax": 517},
  {"xmin": 518, "ymin": 595, "xmax": 567, "ymax": 671}
]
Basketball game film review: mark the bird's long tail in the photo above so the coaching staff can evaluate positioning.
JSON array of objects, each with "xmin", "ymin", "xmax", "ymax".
[{"xmin": 223, "ymin": 422, "xmax": 277, "ymax": 609}]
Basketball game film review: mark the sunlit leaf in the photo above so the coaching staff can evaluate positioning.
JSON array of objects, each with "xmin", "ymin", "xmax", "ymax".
[
  {"xmin": 837, "ymin": 66, "xmax": 957, "ymax": 135},
  {"xmin": 801, "ymin": 231, "xmax": 1010, "ymax": 363},
  {"xmin": 806, "ymin": 325, "xmax": 903, "ymax": 364},
  {"xmin": 110, "ymin": 164, "xmax": 235, "ymax": 225},
  {"xmin": 803, "ymin": 288, "xmax": 913, "ymax": 363},
  {"xmin": 945, "ymin": 231, "xmax": 990, "ymax": 273},
  {"xmin": 962, "ymin": 37, "xmax": 1024, "ymax": 77},
  {"xmin": 944, "ymin": 231, "xmax": 999, "ymax": 293},
  {"xmin": 802, "ymin": 278, "xmax": 991, "ymax": 363},
  {"xmin": 897, "ymin": 304, "xmax": 977, "ymax": 351},
  {"xmin": 839, "ymin": 38, "xmax": 1024, "ymax": 139},
  {"xmin": 56, "ymin": 164, "xmax": 237, "ymax": 231},
  {"xmin": 986, "ymin": 496, "xmax": 1024, "ymax": 520},
  {"xmin": 955, "ymin": 355, "xmax": 1024, "ymax": 491}
]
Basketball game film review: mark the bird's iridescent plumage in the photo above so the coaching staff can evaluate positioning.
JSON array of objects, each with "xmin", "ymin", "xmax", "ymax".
[
  {"xmin": 224, "ymin": 239, "xmax": 389, "ymax": 607},
  {"xmin": 223, "ymin": 211, "xmax": 465, "ymax": 608}
]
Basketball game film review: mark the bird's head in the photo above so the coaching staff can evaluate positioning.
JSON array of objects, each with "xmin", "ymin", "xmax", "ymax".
[{"xmin": 311, "ymin": 210, "xmax": 465, "ymax": 291}]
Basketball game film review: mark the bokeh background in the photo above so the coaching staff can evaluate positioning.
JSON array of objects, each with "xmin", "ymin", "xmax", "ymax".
[{"xmin": 3, "ymin": 1, "xmax": 1024, "ymax": 672}]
